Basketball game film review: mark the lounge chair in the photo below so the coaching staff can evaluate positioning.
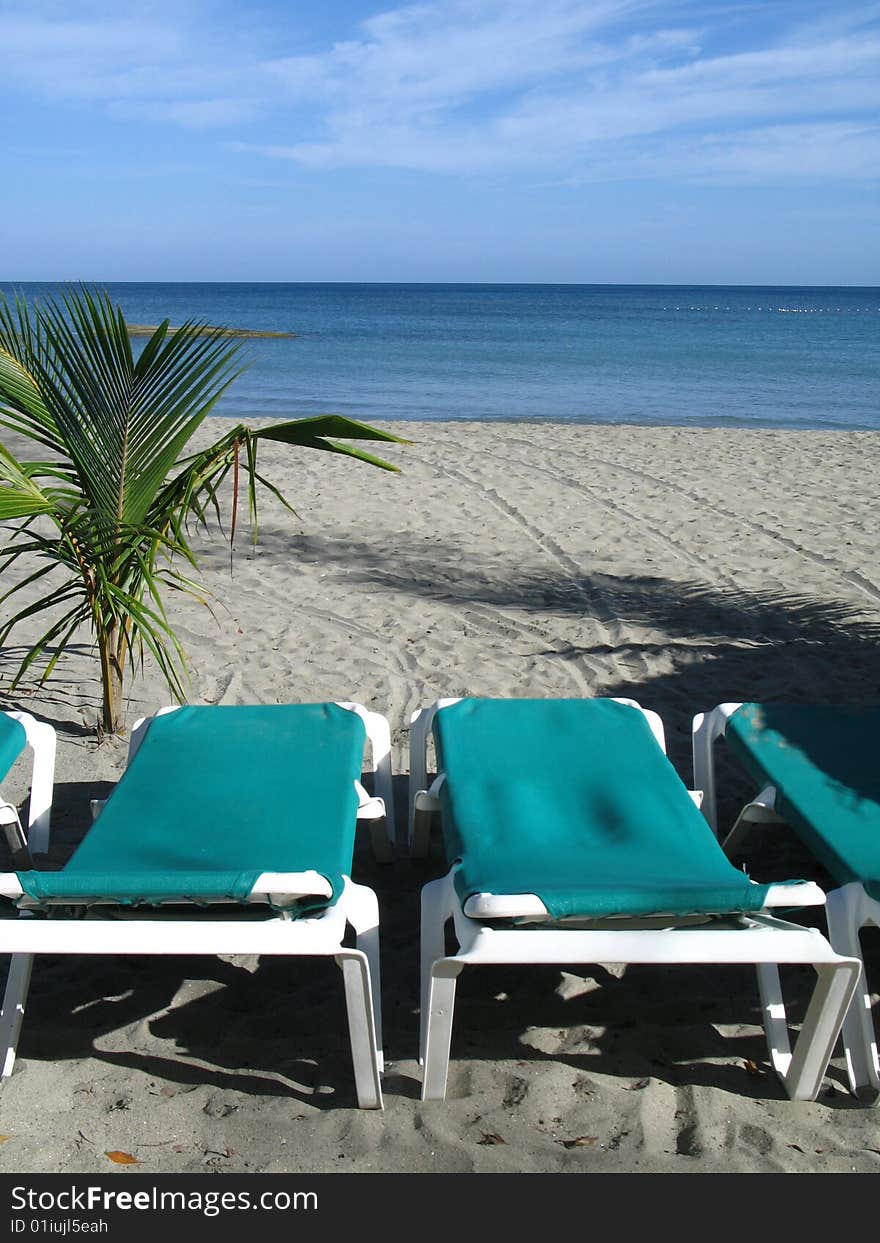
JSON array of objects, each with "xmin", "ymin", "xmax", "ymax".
[
  {"xmin": 0, "ymin": 709, "xmax": 57, "ymax": 1085},
  {"xmin": 693, "ymin": 701, "xmax": 880, "ymax": 1099},
  {"xmin": 409, "ymin": 696, "xmax": 860, "ymax": 1102},
  {"xmin": 0, "ymin": 701, "xmax": 393, "ymax": 1109},
  {"xmin": 0, "ymin": 709, "xmax": 56, "ymax": 862}
]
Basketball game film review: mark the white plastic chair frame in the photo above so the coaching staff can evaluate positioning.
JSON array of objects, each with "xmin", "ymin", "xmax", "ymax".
[
  {"xmin": 0, "ymin": 702, "xmax": 393, "ymax": 1110},
  {"xmin": 410, "ymin": 698, "xmax": 860, "ymax": 1103},
  {"xmin": 0, "ymin": 710, "xmax": 57, "ymax": 860},
  {"xmin": 693, "ymin": 702, "xmax": 880, "ymax": 1100}
]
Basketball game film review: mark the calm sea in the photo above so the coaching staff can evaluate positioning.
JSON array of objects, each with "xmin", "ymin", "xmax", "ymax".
[{"xmin": 4, "ymin": 282, "xmax": 879, "ymax": 431}]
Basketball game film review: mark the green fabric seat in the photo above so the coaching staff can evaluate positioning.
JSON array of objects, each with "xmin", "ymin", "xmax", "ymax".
[
  {"xmin": 433, "ymin": 697, "xmax": 785, "ymax": 920},
  {"xmin": 0, "ymin": 714, "xmax": 26, "ymax": 783},
  {"xmin": 16, "ymin": 703, "xmax": 366, "ymax": 909},
  {"xmin": 726, "ymin": 703, "xmax": 880, "ymax": 901}
]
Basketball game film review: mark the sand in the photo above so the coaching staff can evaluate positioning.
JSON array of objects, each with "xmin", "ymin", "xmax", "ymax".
[{"xmin": 1, "ymin": 419, "xmax": 879, "ymax": 1175}]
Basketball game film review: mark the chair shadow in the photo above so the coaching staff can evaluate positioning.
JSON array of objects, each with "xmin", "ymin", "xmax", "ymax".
[
  {"xmin": 3, "ymin": 801, "xmax": 872, "ymax": 1109},
  {"xmin": 15, "ymin": 951, "xmax": 366, "ymax": 1109},
  {"xmin": 402, "ymin": 840, "xmax": 868, "ymax": 1109},
  {"xmin": 15, "ymin": 907, "xmax": 860, "ymax": 1110},
  {"xmin": 1, "ymin": 773, "xmax": 417, "ymax": 1111}
]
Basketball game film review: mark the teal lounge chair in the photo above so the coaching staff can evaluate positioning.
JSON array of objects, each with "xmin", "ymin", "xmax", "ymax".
[
  {"xmin": 0, "ymin": 702, "xmax": 393, "ymax": 1109},
  {"xmin": 0, "ymin": 710, "xmax": 56, "ymax": 862},
  {"xmin": 693, "ymin": 702, "xmax": 880, "ymax": 1099},
  {"xmin": 409, "ymin": 697, "xmax": 860, "ymax": 1102}
]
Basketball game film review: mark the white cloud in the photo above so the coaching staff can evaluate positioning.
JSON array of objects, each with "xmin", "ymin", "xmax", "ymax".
[
  {"xmin": 1, "ymin": 2, "xmax": 261, "ymax": 121},
  {"xmin": 689, "ymin": 122, "xmax": 880, "ymax": 182},
  {"xmin": 3, "ymin": 1, "xmax": 879, "ymax": 179},
  {"xmin": 2, "ymin": 13, "xmax": 182, "ymax": 99},
  {"xmin": 113, "ymin": 98, "xmax": 260, "ymax": 128},
  {"xmin": 250, "ymin": 1, "xmax": 880, "ymax": 180}
]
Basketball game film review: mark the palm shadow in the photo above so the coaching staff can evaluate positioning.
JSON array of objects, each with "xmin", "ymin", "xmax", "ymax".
[{"xmin": 271, "ymin": 526, "xmax": 879, "ymax": 777}]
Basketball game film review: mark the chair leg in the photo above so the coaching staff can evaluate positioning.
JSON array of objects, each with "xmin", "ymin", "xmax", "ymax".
[
  {"xmin": 421, "ymin": 959, "xmax": 463, "ymax": 1102},
  {"xmin": 825, "ymin": 886, "xmax": 880, "ymax": 1098},
  {"xmin": 420, "ymin": 875, "xmax": 455, "ymax": 1065},
  {"xmin": 785, "ymin": 961, "xmax": 862, "ymax": 1100},
  {"xmin": 420, "ymin": 874, "xmax": 464, "ymax": 1099},
  {"xmin": 757, "ymin": 955, "xmax": 861, "ymax": 1101},
  {"xmin": 408, "ymin": 708, "xmax": 432, "ymax": 854},
  {"xmin": 335, "ymin": 949, "xmax": 383, "ymax": 1110},
  {"xmin": 756, "ymin": 961, "xmax": 793, "ymax": 1077},
  {"xmin": 343, "ymin": 881, "xmax": 384, "ymax": 1070},
  {"xmin": 0, "ymin": 953, "xmax": 34, "ymax": 1079},
  {"xmin": 25, "ymin": 721, "xmax": 56, "ymax": 858}
]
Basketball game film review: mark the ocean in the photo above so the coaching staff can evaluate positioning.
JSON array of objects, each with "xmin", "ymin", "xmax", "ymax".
[{"xmin": 3, "ymin": 282, "xmax": 878, "ymax": 431}]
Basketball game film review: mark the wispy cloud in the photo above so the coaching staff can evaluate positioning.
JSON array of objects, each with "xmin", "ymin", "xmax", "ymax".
[
  {"xmin": 251, "ymin": 1, "xmax": 880, "ymax": 179},
  {"xmin": 4, "ymin": 1, "xmax": 879, "ymax": 179},
  {"xmin": 2, "ymin": 2, "xmax": 262, "ymax": 121},
  {"xmin": 692, "ymin": 122, "xmax": 880, "ymax": 181},
  {"xmin": 3, "ymin": 11, "xmax": 182, "ymax": 100}
]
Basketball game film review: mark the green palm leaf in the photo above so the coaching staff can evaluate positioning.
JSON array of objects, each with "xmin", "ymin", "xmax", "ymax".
[
  {"xmin": 0, "ymin": 443, "xmax": 59, "ymax": 520},
  {"xmin": 0, "ymin": 283, "xmax": 408, "ymax": 732}
]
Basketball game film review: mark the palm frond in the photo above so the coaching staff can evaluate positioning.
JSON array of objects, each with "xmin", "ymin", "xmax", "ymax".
[
  {"xmin": 0, "ymin": 442, "xmax": 61, "ymax": 520},
  {"xmin": 30, "ymin": 288, "xmax": 245, "ymax": 532},
  {"xmin": 0, "ymin": 284, "xmax": 407, "ymax": 730}
]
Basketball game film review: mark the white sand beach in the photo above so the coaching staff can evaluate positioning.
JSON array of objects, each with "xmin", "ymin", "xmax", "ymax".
[{"xmin": 1, "ymin": 419, "xmax": 879, "ymax": 1174}]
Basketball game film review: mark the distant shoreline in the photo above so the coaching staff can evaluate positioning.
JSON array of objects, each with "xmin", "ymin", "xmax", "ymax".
[{"xmin": 126, "ymin": 324, "xmax": 296, "ymax": 338}]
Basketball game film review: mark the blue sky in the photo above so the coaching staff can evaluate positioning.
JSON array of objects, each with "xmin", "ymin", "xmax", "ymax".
[{"xmin": 4, "ymin": 0, "xmax": 879, "ymax": 284}]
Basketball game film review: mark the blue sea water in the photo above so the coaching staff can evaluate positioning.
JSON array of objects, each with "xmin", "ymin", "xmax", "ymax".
[{"xmin": 3, "ymin": 282, "xmax": 879, "ymax": 431}]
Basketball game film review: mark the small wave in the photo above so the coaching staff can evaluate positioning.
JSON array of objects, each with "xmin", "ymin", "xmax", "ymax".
[{"xmin": 665, "ymin": 305, "xmax": 879, "ymax": 314}]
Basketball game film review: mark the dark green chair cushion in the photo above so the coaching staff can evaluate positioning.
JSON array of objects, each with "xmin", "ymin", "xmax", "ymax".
[{"xmin": 726, "ymin": 703, "xmax": 880, "ymax": 900}]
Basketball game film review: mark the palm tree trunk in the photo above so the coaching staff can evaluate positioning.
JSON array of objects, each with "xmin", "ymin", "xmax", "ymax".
[{"xmin": 98, "ymin": 623, "xmax": 126, "ymax": 735}]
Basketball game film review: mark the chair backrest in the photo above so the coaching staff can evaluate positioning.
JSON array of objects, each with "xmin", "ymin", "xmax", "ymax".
[{"xmin": 433, "ymin": 697, "xmax": 791, "ymax": 920}]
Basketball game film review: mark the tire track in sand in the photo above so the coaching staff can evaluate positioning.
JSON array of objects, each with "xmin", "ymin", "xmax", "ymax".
[
  {"xmin": 429, "ymin": 459, "xmax": 661, "ymax": 687},
  {"xmin": 500, "ymin": 433, "xmax": 880, "ymax": 605},
  {"xmin": 476, "ymin": 444, "xmax": 742, "ymax": 590},
  {"xmin": 432, "ymin": 459, "xmax": 620, "ymax": 625}
]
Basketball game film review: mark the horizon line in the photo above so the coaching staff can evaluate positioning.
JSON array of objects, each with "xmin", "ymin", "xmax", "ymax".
[{"xmin": 3, "ymin": 279, "xmax": 879, "ymax": 291}]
